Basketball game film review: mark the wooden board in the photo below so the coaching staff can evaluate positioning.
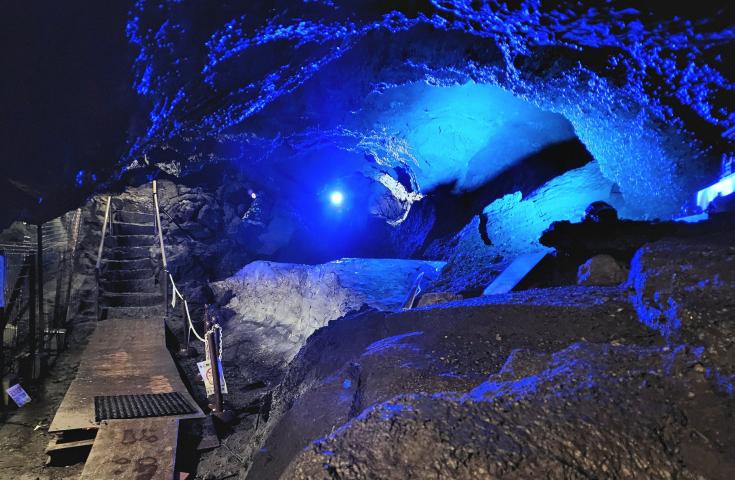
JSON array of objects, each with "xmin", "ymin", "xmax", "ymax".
[
  {"xmin": 49, "ymin": 319, "xmax": 203, "ymax": 433},
  {"xmin": 80, "ymin": 418, "xmax": 178, "ymax": 480},
  {"xmin": 46, "ymin": 436, "xmax": 96, "ymax": 453},
  {"xmin": 483, "ymin": 250, "xmax": 549, "ymax": 295}
]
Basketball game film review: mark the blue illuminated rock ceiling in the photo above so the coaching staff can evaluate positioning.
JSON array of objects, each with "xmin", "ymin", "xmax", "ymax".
[{"xmin": 127, "ymin": 1, "xmax": 734, "ymax": 220}]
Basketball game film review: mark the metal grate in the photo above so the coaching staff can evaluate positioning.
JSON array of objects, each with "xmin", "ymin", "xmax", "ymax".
[{"xmin": 94, "ymin": 392, "xmax": 196, "ymax": 422}]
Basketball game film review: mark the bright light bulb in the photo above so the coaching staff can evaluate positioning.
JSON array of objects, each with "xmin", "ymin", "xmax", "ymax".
[{"xmin": 330, "ymin": 191, "xmax": 344, "ymax": 205}]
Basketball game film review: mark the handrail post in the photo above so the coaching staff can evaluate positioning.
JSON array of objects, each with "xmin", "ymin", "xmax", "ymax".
[
  {"xmin": 152, "ymin": 181, "xmax": 168, "ymax": 271},
  {"xmin": 95, "ymin": 196, "xmax": 112, "ymax": 322},
  {"xmin": 36, "ymin": 224, "xmax": 44, "ymax": 336},
  {"xmin": 28, "ymin": 254, "xmax": 37, "ymax": 359},
  {"xmin": 95, "ymin": 196, "xmax": 112, "ymax": 271},
  {"xmin": 205, "ymin": 306, "xmax": 224, "ymax": 415}
]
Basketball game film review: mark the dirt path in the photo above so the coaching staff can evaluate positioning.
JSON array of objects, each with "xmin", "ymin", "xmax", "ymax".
[{"xmin": 0, "ymin": 323, "xmax": 93, "ymax": 480}]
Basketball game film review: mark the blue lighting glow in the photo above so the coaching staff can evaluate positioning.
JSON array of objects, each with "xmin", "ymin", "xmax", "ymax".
[
  {"xmin": 329, "ymin": 191, "xmax": 344, "ymax": 206},
  {"xmin": 696, "ymin": 173, "xmax": 735, "ymax": 211}
]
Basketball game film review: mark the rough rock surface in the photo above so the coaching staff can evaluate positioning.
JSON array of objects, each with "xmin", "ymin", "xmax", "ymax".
[
  {"xmin": 284, "ymin": 342, "xmax": 735, "ymax": 480},
  {"xmin": 415, "ymin": 292, "xmax": 463, "ymax": 307},
  {"xmin": 124, "ymin": 2, "xmax": 733, "ymax": 221},
  {"xmin": 244, "ymin": 286, "xmax": 658, "ymax": 480},
  {"xmin": 577, "ymin": 254, "xmax": 628, "ymax": 286},
  {"xmin": 212, "ymin": 258, "xmax": 445, "ymax": 374},
  {"xmin": 426, "ymin": 162, "xmax": 624, "ymax": 295},
  {"xmin": 628, "ymin": 231, "xmax": 735, "ymax": 383}
]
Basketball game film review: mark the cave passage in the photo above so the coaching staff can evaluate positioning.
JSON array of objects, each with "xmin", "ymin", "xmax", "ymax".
[{"xmin": 1, "ymin": 2, "xmax": 735, "ymax": 480}]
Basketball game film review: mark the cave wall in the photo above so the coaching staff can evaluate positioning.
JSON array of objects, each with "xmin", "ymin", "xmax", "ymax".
[{"xmin": 123, "ymin": 0, "xmax": 733, "ymax": 224}]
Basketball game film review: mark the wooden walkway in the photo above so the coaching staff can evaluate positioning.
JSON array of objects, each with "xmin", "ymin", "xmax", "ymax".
[
  {"xmin": 50, "ymin": 319, "xmax": 203, "ymax": 433},
  {"xmin": 80, "ymin": 418, "xmax": 178, "ymax": 480},
  {"xmin": 47, "ymin": 318, "xmax": 203, "ymax": 478}
]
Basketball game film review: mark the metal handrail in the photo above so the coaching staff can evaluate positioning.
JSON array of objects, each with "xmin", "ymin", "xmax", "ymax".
[
  {"xmin": 95, "ymin": 196, "xmax": 112, "ymax": 321},
  {"xmin": 151, "ymin": 181, "xmax": 203, "ymax": 343},
  {"xmin": 152, "ymin": 181, "xmax": 168, "ymax": 270},
  {"xmin": 150, "ymin": 180, "xmax": 226, "ymax": 415},
  {"xmin": 95, "ymin": 196, "xmax": 112, "ymax": 271}
]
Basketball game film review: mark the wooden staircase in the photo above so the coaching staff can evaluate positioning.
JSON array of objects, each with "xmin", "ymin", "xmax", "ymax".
[{"xmin": 46, "ymin": 198, "xmax": 204, "ymax": 478}]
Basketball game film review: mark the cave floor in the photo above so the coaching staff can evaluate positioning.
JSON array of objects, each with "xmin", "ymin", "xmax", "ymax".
[{"xmin": 0, "ymin": 324, "xmax": 94, "ymax": 480}]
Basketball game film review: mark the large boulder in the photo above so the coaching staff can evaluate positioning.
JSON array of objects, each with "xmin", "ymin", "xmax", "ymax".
[
  {"xmin": 284, "ymin": 342, "xmax": 735, "ymax": 479},
  {"xmin": 211, "ymin": 258, "xmax": 445, "ymax": 372},
  {"xmin": 628, "ymin": 231, "xmax": 735, "ymax": 382},
  {"xmin": 244, "ymin": 286, "xmax": 657, "ymax": 480},
  {"xmin": 577, "ymin": 254, "xmax": 628, "ymax": 286}
]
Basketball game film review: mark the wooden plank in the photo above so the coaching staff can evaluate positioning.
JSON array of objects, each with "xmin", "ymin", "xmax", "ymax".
[
  {"xmin": 49, "ymin": 319, "xmax": 203, "ymax": 433},
  {"xmin": 46, "ymin": 436, "xmax": 96, "ymax": 453},
  {"xmin": 483, "ymin": 251, "xmax": 549, "ymax": 295},
  {"xmin": 81, "ymin": 418, "xmax": 178, "ymax": 480}
]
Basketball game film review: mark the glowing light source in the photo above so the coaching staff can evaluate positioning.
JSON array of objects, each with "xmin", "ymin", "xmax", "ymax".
[
  {"xmin": 696, "ymin": 173, "xmax": 735, "ymax": 211},
  {"xmin": 330, "ymin": 190, "xmax": 344, "ymax": 205}
]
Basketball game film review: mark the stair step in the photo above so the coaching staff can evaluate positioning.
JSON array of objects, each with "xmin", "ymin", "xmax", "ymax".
[
  {"xmin": 114, "ymin": 210, "xmax": 155, "ymax": 224},
  {"xmin": 103, "ymin": 258, "xmax": 153, "ymax": 271},
  {"xmin": 101, "ymin": 292, "xmax": 164, "ymax": 307},
  {"xmin": 107, "ymin": 235, "xmax": 156, "ymax": 248},
  {"xmin": 103, "ymin": 269, "xmax": 155, "ymax": 281},
  {"xmin": 105, "ymin": 246, "xmax": 152, "ymax": 260},
  {"xmin": 101, "ymin": 305, "xmax": 165, "ymax": 320},
  {"xmin": 112, "ymin": 222, "xmax": 155, "ymax": 236},
  {"xmin": 101, "ymin": 278, "xmax": 158, "ymax": 293}
]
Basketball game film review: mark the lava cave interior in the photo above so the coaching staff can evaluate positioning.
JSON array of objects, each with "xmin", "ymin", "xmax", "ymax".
[{"xmin": 1, "ymin": 1, "xmax": 735, "ymax": 479}]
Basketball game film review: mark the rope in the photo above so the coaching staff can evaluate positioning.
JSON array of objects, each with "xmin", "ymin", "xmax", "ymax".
[
  {"xmin": 151, "ymin": 180, "xmax": 217, "ymax": 350},
  {"xmin": 168, "ymin": 272, "xmax": 206, "ymax": 343},
  {"xmin": 184, "ymin": 299, "xmax": 207, "ymax": 343}
]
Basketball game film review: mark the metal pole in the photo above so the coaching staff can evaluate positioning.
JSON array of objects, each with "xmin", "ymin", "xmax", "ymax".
[
  {"xmin": 63, "ymin": 209, "xmax": 82, "ymax": 326},
  {"xmin": 96, "ymin": 197, "xmax": 112, "ymax": 271},
  {"xmin": 152, "ymin": 181, "xmax": 168, "ymax": 270},
  {"xmin": 28, "ymin": 254, "xmax": 37, "ymax": 356},
  {"xmin": 36, "ymin": 225, "xmax": 44, "ymax": 334},
  {"xmin": 205, "ymin": 306, "xmax": 223, "ymax": 414}
]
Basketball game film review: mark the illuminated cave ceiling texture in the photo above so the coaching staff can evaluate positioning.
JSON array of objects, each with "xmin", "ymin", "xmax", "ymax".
[
  {"xmin": 2, "ymin": 1, "xmax": 734, "ymax": 229},
  {"xmin": 125, "ymin": 0, "xmax": 735, "ymax": 221}
]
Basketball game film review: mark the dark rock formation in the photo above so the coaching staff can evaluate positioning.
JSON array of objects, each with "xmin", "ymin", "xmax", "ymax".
[
  {"xmin": 415, "ymin": 292, "xmax": 463, "ymax": 307},
  {"xmin": 284, "ymin": 342, "xmax": 735, "ymax": 480},
  {"xmin": 577, "ymin": 254, "xmax": 629, "ymax": 286},
  {"xmin": 540, "ymin": 213, "xmax": 735, "ymax": 284},
  {"xmin": 244, "ymin": 286, "xmax": 658, "ymax": 480},
  {"xmin": 628, "ymin": 231, "xmax": 735, "ymax": 384}
]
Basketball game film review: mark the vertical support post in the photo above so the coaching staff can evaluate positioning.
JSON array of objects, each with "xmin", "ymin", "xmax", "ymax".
[
  {"xmin": 36, "ymin": 225, "xmax": 44, "ymax": 336},
  {"xmin": 28, "ymin": 254, "xmax": 37, "ymax": 357},
  {"xmin": 96, "ymin": 197, "xmax": 111, "ymax": 270},
  {"xmin": 0, "ymin": 250, "xmax": 5, "ymax": 384},
  {"xmin": 182, "ymin": 296, "xmax": 189, "ymax": 351},
  {"xmin": 63, "ymin": 210, "xmax": 82, "ymax": 326},
  {"xmin": 205, "ymin": 307, "xmax": 223, "ymax": 415},
  {"xmin": 152, "ymin": 181, "xmax": 168, "ymax": 271},
  {"xmin": 109, "ymin": 202, "xmax": 114, "ymax": 235}
]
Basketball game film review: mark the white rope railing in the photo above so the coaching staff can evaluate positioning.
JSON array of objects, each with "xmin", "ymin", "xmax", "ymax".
[
  {"xmin": 152, "ymin": 180, "xmax": 226, "ymax": 366},
  {"xmin": 169, "ymin": 273, "xmax": 206, "ymax": 343}
]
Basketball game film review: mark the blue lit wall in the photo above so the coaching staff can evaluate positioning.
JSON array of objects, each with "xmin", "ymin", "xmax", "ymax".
[
  {"xmin": 359, "ymin": 82, "xmax": 577, "ymax": 192},
  {"xmin": 124, "ymin": 1, "xmax": 734, "ymax": 224}
]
